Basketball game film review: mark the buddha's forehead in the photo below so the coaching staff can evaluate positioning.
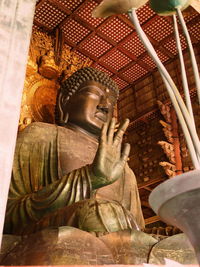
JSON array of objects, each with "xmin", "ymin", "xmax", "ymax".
[{"xmin": 78, "ymin": 80, "xmax": 117, "ymax": 99}]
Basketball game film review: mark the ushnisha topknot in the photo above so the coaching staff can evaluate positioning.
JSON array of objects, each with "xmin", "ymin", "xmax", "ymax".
[{"xmin": 55, "ymin": 67, "xmax": 119, "ymax": 126}]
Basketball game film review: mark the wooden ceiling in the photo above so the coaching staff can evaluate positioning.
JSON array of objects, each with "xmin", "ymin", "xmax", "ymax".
[{"xmin": 33, "ymin": 0, "xmax": 200, "ymax": 91}]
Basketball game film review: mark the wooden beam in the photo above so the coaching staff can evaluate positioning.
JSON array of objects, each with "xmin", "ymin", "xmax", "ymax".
[
  {"xmin": 143, "ymin": 186, "xmax": 152, "ymax": 192},
  {"xmin": 145, "ymin": 215, "xmax": 161, "ymax": 225},
  {"xmin": 138, "ymin": 177, "xmax": 165, "ymax": 189},
  {"xmin": 170, "ymin": 74, "xmax": 183, "ymax": 176}
]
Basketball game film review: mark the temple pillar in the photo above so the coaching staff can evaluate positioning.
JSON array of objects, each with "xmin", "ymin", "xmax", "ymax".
[
  {"xmin": 0, "ymin": 0, "xmax": 36, "ymax": 248},
  {"xmin": 171, "ymin": 108, "xmax": 183, "ymax": 175}
]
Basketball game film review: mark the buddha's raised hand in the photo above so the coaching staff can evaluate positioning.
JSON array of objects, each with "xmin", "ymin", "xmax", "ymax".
[{"xmin": 90, "ymin": 118, "xmax": 130, "ymax": 189}]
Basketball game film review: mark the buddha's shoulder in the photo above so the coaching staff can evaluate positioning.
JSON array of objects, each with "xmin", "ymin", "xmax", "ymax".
[
  {"xmin": 17, "ymin": 122, "xmax": 78, "ymax": 141},
  {"xmin": 19, "ymin": 122, "xmax": 56, "ymax": 135},
  {"xmin": 17, "ymin": 122, "xmax": 97, "ymax": 147},
  {"xmin": 17, "ymin": 122, "xmax": 60, "ymax": 144}
]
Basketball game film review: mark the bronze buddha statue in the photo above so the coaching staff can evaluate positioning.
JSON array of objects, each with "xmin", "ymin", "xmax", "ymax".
[
  {"xmin": 4, "ymin": 67, "xmax": 144, "ymax": 235},
  {"xmin": 1, "ymin": 67, "xmax": 196, "ymax": 265}
]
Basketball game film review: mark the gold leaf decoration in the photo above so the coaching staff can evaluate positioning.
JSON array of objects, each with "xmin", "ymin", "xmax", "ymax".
[{"xmin": 19, "ymin": 29, "xmax": 92, "ymax": 130}]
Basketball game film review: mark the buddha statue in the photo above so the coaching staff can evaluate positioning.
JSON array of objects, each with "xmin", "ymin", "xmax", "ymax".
[
  {"xmin": 1, "ymin": 67, "xmax": 197, "ymax": 265},
  {"xmin": 4, "ymin": 67, "xmax": 144, "ymax": 236}
]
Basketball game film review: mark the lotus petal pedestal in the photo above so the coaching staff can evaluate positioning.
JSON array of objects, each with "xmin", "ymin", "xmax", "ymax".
[{"xmin": 149, "ymin": 169, "xmax": 200, "ymax": 265}]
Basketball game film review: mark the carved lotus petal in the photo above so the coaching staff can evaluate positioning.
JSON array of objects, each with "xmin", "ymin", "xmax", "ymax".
[
  {"xmin": 92, "ymin": 0, "xmax": 148, "ymax": 18},
  {"xmin": 149, "ymin": 0, "xmax": 191, "ymax": 15}
]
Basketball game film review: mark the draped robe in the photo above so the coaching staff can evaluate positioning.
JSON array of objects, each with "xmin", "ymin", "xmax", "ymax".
[{"xmin": 5, "ymin": 122, "xmax": 144, "ymax": 234}]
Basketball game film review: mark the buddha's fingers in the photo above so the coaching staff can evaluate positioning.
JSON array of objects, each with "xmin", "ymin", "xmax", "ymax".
[
  {"xmin": 114, "ymin": 122, "xmax": 120, "ymax": 133},
  {"xmin": 100, "ymin": 121, "xmax": 109, "ymax": 144},
  {"xmin": 113, "ymin": 118, "xmax": 129, "ymax": 147},
  {"xmin": 107, "ymin": 117, "xmax": 116, "ymax": 144},
  {"xmin": 120, "ymin": 143, "xmax": 131, "ymax": 164}
]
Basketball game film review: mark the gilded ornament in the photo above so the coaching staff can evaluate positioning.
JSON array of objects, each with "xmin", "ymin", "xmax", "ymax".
[
  {"xmin": 39, "ymin": 50, "xmax": 60, "ymax": 79},
  {"xmin": 26, "ymin": 55, "xmax": 38, "ymax": 76},
  {"xmin": 19, "ymin": 29, "xmax": 92, "ymax": 128}
]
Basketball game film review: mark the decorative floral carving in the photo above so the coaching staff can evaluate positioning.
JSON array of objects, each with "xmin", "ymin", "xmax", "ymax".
[
  {"xmin": 157, "ymin": 101, "xmax": 176, "ymax": 178},
  {"xmin": 159, "ymin": 161, "xmax": 176, "ymax": 178},
  {"xmin": 157, "ymin": 100, "xmax": 171, "ymax": 123},
  {"xmin": 157, "ymin": 141, "xmax": 176, "ymax": 164},
  {"xmin": 159, "ymin": 120, "xmax": 174, "ymax": 143}
]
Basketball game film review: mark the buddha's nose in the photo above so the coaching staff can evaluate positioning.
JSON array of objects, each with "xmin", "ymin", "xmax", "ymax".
[
  {"xmin": 101, "ymin": 95, "xmax": 109, "ymax": 105},
  {"xmin": 97, "ymin": 96, "xmax": 109, "ymax": 113},
  {"xmin": 97, "ymin": 104, "xmax": 109, "ymax": 114}
]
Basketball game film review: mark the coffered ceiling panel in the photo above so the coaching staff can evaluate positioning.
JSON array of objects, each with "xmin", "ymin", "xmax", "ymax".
[
  {"xmin": 135, "ymin": 4, "xmax": 155, "ymax": 24},
  {"xmin": 100, "ymin": 49, "xmax": 132, "ymax": 71},
  {"xmin": 143, "ymin": 17, "xmax": 174, "ymax": 42},
  {"xmin": 112, "ymin": 76, "xmax": 129, "ymax": 90},
  {"xmin": 74, "ymin": 50, "xmax": 90, "ymax": 61},
  {"xmin": 76, "ymin": 0, "xmax": 104, "ymax": 27},
  {"xmin": 61, "ymin": 19, "xmax": 91, "ymax": 45},
  {"xmin": 121, "ymin": 33, "xmax": 146, "ymax": 58},
  {"xmin": 57, "ymin": 0, "xmax": 85, "ymax": 11},
  {"xmin": 163, "ymin": 34, "xmax": 188, "ymax": 55},
  {"xmin": 188, "ymin": 19, "xmax": 200, "ymax": 39},
  {"xmin": 35, "ymin": 0, "xmax": 67, "ymax": 29},
  {"xmin": 122, "ymin": 63, "xmax": 148, "ymax": 82},
  {"xmin": 33, "ymin": 0, "xmax": 200, "ymax": 90},
  {"xmin": 79, "ymin": 34, "xmax": 112, "ymax": 58},
  {"xmin": 98, "ymin": 17, "xmax": 133, "ymax": 43},
  {"xmin": 92, "ymin": 63, "xmax": 113, "ymax": 75}
]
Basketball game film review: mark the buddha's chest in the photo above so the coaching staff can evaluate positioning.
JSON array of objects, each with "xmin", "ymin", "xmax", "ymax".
[{"xmin": 58, "ymin": 127, "xmax": 98, "ymax": 176}]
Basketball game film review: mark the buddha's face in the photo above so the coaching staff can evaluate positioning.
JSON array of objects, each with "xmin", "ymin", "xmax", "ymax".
[{"xmin": 65, "ymin": 81, "xmax": 117, "ymax": 136}]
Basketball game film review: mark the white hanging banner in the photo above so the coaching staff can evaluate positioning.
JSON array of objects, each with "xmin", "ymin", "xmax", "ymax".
[{"xmin": 0, "ymin": 0, "xmax": 36, "ymax": 249}]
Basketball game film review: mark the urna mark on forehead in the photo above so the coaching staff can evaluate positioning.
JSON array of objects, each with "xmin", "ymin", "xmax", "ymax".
[
  {"xmin": 76, "ymin": 80, "xmax": 117, "ymax": 105},
  {"xmin": 78, "ymin": 80, "xmax": 115, "ymax": 95}
]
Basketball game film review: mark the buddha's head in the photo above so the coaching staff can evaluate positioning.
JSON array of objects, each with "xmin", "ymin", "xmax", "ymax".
[{"xmin": 55, "ymin": 67, "xmax": 119, "ymax": 137}]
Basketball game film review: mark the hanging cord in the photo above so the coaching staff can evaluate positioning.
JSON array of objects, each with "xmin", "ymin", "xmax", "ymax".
[{"xmin": 176, "ymin": 7, "xmax": 200, "ymax": 105}]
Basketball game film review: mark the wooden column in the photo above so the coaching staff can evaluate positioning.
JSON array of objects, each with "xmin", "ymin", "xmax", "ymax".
[
  {"xmin": 0, "ymin": 0, "xmax": 36, "ymax": 248},
  {"xmin": 171, "ymin": 108, "xmax": 183, "ymax": 175}
]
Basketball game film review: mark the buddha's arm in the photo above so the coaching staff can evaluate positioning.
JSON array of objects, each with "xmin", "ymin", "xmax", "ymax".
[
  {"xmin": 5, "ymin": 119, "xmax": 130, "ymax": 234},
  {"xmin": 5, "ymin": 165, "xmax": 92, "ymax": 233}
]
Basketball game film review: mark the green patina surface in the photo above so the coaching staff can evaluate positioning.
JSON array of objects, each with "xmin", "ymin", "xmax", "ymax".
[{"xmin": 150, "ymin": 0, "xmax": 191, "ymax": 15}]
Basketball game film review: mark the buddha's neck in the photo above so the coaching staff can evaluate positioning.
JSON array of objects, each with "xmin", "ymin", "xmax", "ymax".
[{"xmin": 65, "ymin": 122, "xmax": 99, "ymax": 141}]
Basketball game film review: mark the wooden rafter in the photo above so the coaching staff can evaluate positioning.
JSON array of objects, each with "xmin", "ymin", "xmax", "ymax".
[
  {"xmin": 138, "ymin": 177, "xmax": 165, "ymax": 190},
  {"xmin": 145, "ymin": 215, "xmax": 161, "ymax": 225}
]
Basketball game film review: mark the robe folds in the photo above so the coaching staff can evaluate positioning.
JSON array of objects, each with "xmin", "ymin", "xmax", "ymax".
[{"xmin": 5, "ymin": 122, "xmax": 144, "ymax": 234}]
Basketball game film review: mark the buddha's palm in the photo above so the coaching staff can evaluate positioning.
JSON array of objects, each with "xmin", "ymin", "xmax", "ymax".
[{"xmin": 90, "ymin": 118, "xmax": 130, "ymax": 189}]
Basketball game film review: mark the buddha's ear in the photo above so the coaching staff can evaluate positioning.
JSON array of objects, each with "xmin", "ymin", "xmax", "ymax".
[
  {"xmin": 58, "ymin": 110, "xmax": 69, "ymax": 126},
  {"xmin": 56, "ymin": 93, "xmax": 69, "ymax": 126},
  {"xmin": 62, "ymin": 113, "xmax": 69, "ymax": 125}
]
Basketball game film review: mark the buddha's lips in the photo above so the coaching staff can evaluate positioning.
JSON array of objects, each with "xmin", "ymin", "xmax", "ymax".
[{"xmin": 95, "ymin": 112, "xmax": 107, "ymax": 122}]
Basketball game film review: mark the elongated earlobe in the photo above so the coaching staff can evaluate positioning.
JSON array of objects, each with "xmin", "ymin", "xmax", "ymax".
[{"xmin": 57, "ymin": 93, "xmax": 69, "ymax": 126}]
